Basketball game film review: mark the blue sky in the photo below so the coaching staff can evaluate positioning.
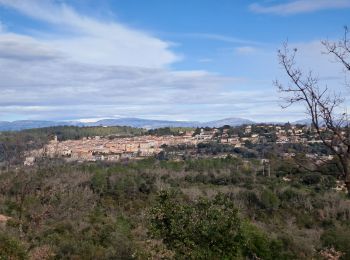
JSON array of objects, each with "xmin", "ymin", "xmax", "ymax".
[{"xmin": 0, "ymin": 0, "xmax": 349, "ymax": 122}]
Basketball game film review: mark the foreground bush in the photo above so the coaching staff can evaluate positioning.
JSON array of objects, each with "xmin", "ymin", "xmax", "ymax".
[
  {"xmin": 0, "ymin": 232, "xmax": 27, "ymax": 260},
  {"xmin": 149, "ymin": 191, "xmax": 295, "ymax": 259}
]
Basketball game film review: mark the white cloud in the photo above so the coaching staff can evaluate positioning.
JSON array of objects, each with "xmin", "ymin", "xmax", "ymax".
[
  {"xmin": 0, "ymin": 29, "xmax": 342, "ymax": 122},
  {"xmin": 180, "ymin": 32, "xmax": 260, "ymax": 45},
  {"xmin": 250, "ymin": 0, "xmax": 350, "ymax": 15},
  {"xmin": 235, "ymin": 46, "xmax": 257, "ymax": 55},
  {"xmin": 282, "ymin": 40, "xmax": 346, "ymax": 82},
  {"xmin": 0, "ymin": 0, "xmax": 179, "ymax": 67},
  {"xmin": 0, "ymin": 33, "xmax": 62, "ymax": 61},
  {"xmin": 0, "ymin": 32, "xmax": 258, "ymax": 121},
  {"xmin": 0, "ymin": 0, "xmax": 328, "ymax": 122}
]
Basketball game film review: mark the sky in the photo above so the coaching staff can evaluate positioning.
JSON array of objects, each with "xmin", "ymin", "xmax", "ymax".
[{"xmin": 0, "ymin": 0, "xmax": 349, "ymax": 123}]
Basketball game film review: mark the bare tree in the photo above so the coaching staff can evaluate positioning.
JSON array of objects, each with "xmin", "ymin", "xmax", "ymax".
[{"xmin": 276, "ymin": 27, "xmax": 350, "ymax": 193}]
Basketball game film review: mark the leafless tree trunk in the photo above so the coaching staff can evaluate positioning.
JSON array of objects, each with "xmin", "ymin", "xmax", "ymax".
[{"xmin": 276, "ymin": 27, "xmax": 350, "ymax": 193}]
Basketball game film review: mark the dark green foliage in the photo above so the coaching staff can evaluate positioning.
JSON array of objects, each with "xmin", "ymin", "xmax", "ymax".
[
  {"xmin": 150, "ymin": 191, "xmax": 244, "ymax": 259},
  {"xmin": 149, "ymin": 191, "xmax": 295, "ymax": 259},
  {"xmin": 260, "ymin": 189, "xmax": 280, "ymax": 211},
  {"xmin": 321, "ymin": 226, "xmax": 350, "ymax": 259},
  {"xmin": 42, "ymin": 216, "xmax": 134, "ymax": 259},
  {"xmin": 147, "ymin": 127, "xmax": 193, "ymax": 136},
  {"xmin": 91, "ymin": 171, "xmax": 108, "ymax": 195},
  {"xmin": 0, "ymin": 232, "xmax": 27, "ymax": 260},
  {"xmin": 301, "ymin": 173, "xmax": 321, "ymax": 185}
]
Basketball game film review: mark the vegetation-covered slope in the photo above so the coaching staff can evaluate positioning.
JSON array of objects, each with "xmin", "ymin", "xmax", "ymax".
[{"xmin": 0, "ymin": 157, "xmax": 349, "ymax": 259}]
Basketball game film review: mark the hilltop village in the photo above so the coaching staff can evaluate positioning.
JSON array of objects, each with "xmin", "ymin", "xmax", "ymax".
[
  {"xmin": 24, "ymin": 124, "xmax": 336, "ymax": 165},
  {"xmin": 25, "ymin": 133, "xmax": 194, "ymax": 165}
]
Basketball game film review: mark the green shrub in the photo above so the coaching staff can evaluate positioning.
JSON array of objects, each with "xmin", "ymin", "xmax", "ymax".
[
  {"xmin": 301, "ymin": 174, "xmax": 321, "ymax": 185},
  {"xmin": 260, "ymin": 189, "xmax": 280, "ymax": 211},
  {"xmin": 91, "ymin": 171, "xmax": 108, "ymax": 195},
  {"xmin": 149, "ymin": 191, "xmax": 292, "ymax": 259},
  {"xmin": 321, "ymin": 226, "xmax": 350, "ymax": 258},
  {"xmin": 0, "ymin": 232, "xmax": 27, "ymax": 260}
]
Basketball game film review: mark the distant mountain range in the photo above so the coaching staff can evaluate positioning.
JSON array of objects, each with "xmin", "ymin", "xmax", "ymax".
[
  {"xmin": 0, "ymin": 117, "xmax": 307, "ymax": 132},
  {"xmin": 0, "ymin": 120, "xmax": 68, "ymax": 132},
  {"xmin": 0, "ymin": 117, "xmax": 254, "ymax": 131},
  {"xmin": 87, "ymin": 117, "xmax": 256, "ymax": 129}
]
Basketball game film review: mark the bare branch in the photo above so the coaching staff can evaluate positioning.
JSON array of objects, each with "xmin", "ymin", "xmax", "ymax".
[{"xmin": 276, "ymin": 29, "xmax": 350, "ymax": 192}]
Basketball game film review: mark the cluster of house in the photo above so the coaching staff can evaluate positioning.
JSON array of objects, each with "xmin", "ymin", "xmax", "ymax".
[
  {"xmin": 220, "ymin": 124, "xmax": 318, "ymax": 145},
  {"xmin": 274, "ymin": 125, "xmax": 323, "ymax": 144},
  {"xmin": 25, "ymin": 132, "xmax": 196, "ymax": 165},
  {"xmin": 24, "ymin": 124, "xmax": 334, "ymax": 166}
]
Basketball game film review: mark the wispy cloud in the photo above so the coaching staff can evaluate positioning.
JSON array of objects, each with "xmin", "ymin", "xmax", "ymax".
[
  {"xmin": 0, "ymin": 0, "xmax": 328, "ymax": 122},
  {"xmin": 0, "ymin": 0, "xmax": 179, "ymax": 67},
  {"xmin": 170, "ymin": 32, "xmax": 260, "ymax": 45},
  {"xmin": 235, "ymin": 46, "xmax": 258, "ymax": 55},
  {"xmin": 0, "ymin": 0, "xmax": 287, "ymax": 122},
  {"xmin": 250, "ymin": 0, "xmax": 350, "ymax": 15},
  {"xmin": 0, "ymin": 26, "xmax": 258, "ymax": 121},
  {"xmin": 0, "ymin": 21, "xmax": 4, "ymax": 32}
]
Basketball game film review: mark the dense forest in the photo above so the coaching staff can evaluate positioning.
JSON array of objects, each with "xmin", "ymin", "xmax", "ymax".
[{"xmin": 0, "ymin": 156, "xmax": 349, "ymax": 259}]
